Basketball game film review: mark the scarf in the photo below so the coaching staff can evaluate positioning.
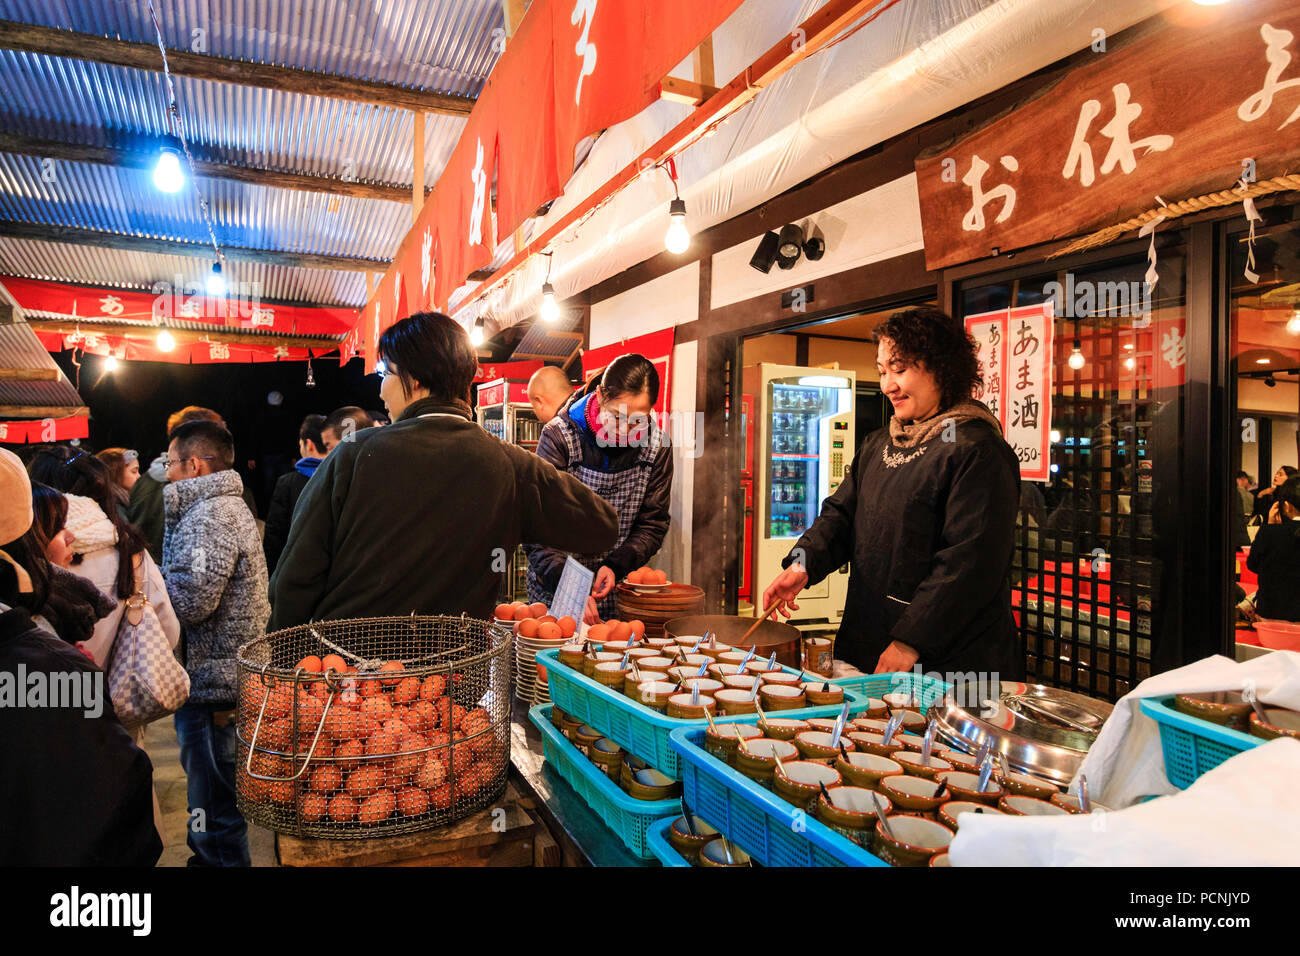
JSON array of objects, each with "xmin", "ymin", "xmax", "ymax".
[
  {"xmin": 39, "ymin": 565, "xmax": 116, "ymax": 647},
  {"xmin": 65, "ymin": 493, "xmax": 118, "ymax": 555},
  {"xmin": 294, "ymin": 457, "xmax": 322, "ymax": 478},
  {"xmin": 889, "ymin": 399, "xmax": 1003, "ymax": 449}
]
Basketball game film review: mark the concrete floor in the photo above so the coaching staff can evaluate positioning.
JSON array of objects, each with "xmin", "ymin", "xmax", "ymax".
[{"xmin": 143, "ymin": 715, "xmax": 277, "ymax": 867}]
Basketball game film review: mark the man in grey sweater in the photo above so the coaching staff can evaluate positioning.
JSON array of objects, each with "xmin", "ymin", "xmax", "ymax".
[{"xmin": 163, "ymin": 419, "xmax": 270, "ymax": 867}]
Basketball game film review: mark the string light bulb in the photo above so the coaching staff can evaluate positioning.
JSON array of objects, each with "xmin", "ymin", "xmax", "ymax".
[
  {"xmin": 1287, "ymin": 311, "xmax": 1300, "ymax": 335},
  {"xmin": 153, "ymin": 145, "xmax": 185, "ymax": 193},
  {"xmin": 470, "ymin": 319, "xmax": 485, "ymax": 347},
  {"xmin": 1068, "ymin": 342, "xmax": 1086, "ymax": 370},
  {"xmin": 104, "ymin": 355, "xmax": 119, "ymax": 371},
  {"xmin": 157, "ymin": 329, "xmax": 175, "ymax": 352},
  {"xmin": 206, "ymin": 262, "xmax": 226, "ymax": 297},
  {"xmin": 665, "ymin": 197, "xmax": 690, "ymax": 254},
  {"xmin": 540, "ymin": 282, "xmax": 560, "ymax": 323}
]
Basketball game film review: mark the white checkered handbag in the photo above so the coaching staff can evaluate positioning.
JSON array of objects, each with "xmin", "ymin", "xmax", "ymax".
[{"xmin": 106, "ymin": 568, "xmax": 190, "ymax": 732}]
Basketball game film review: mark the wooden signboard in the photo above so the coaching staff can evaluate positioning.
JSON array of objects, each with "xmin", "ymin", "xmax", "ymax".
[{"xmin": 915, "ymin": 0, "xmax": 1300, "ymax": 271}]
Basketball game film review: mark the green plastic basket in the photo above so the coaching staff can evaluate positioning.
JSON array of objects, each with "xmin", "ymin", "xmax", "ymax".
[
  {"xmin": 645, "ymin": 817, "xmax": 691, "ymax": 868},
  {"xmin": 528, "ymin": 704, "xmax": 677, "ymax": 860},
  {"xmin": 540, "ymin": 647, "xmax": 874, "ymax": 779},
  {"xmin": 1139, "ymin": 695, "xmax": 1262, "ymax": 789}
]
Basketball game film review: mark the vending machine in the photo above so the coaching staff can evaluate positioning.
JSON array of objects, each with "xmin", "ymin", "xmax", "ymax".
[
  {"xmin": 476, "ymin": 378, "xmax": 543, "ymax": 600},
  {"xmin": 742, "ymin": 364, "xmax": 855, "ymax": 624}
]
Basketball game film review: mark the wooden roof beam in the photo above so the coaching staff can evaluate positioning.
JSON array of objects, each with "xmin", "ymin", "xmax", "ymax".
[
  {"xmin": 0, "ymin": 220, "xmax": 390, "ymax": 273},
  {"xmin": 0, "ymin": 19, "xmax": 476, "ymax": 116},
  {"xmin": 0, "ymin": 132, "xmax": 414, "ymax": 203}
]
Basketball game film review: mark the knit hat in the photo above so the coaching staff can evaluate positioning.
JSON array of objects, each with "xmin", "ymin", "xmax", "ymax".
[
  {"xmin": 0, "ymin": 448, "xmax": 33, "ymax": 546},
  {"xmin": 0, "ymin": 447, "xmax": 34, "ymax": 594},
  {"xmin": 64, "ymin": 493, "xmax": 118, "ymax": 554}
]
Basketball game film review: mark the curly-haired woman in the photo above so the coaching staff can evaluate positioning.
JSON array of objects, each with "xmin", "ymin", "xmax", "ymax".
[{"xmin": 762, "ymin": 307, "xmax": 1023, "ymax": 680}]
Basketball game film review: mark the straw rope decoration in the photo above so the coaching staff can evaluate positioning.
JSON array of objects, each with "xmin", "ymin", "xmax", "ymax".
[{"xmin": 1049, "ymin": 173, "xmax": 1300, "ymax": 259}]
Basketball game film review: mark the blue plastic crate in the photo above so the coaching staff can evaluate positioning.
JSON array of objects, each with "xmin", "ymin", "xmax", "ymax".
[
  {"xmin": 528, "ymin": 704, "xmax": 677, "ymax": 860},
  {"xmin": 668, "ymin": 725, "xmax": 888, "ymax": 867},
  {"xmin": 539, "ymin": 647, "xmax": 875, "ymax": 779},
  {"xmin": 645, "ymin": 816, "xmax": 691, "ymax": 868},
  {"xmin": 1139, "ymin": 696, "xmax": 1263, "ymax": 789},
  {"xmin": 829, "ymin": 671, "xmax": 952, "ymax": 710}
]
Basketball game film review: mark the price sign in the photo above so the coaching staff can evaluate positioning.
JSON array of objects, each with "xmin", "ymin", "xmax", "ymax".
[{"xmin": 550, "ymin": 557, "xmax": 595, "ymax": 624}]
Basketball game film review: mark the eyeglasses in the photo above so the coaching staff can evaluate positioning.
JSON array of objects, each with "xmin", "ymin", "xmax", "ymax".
[{"xmin": 164, "ymin": 455, "xmax": 215, "ymax": 468}]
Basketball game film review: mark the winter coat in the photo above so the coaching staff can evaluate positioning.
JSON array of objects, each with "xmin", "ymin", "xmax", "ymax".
[
  {"xmin": 0, "ymin": 602, "xmax": 162, "ymax": 865},
  {"xmin": 524, "ymin": 391, "xmax": 672, "ymax": 615},
  {"xmin": 131, "ymin": 454, "xmax": 260, "ymax": 563},
  {"xmin": 32, "ymin": 565, "xmax": 117, "ymax": 648},
  {"xmin": 786, "ymin": 401, "xmax": 1023, "ymax": 680},
  {"xmin": 163, "ymin": 469, "xmax": 270, "ymax": 704},
  {"xmin": 262, "ymin": 459, "xmax": 320, "ymax": 576},
  {"xmin": 63, "ymin": 494, "xmax": 181, "ymax": 669},
  {"xmin": 1247, "ymin": 521, "xmax": 1300, "ymax": 622},
  {"xmin": 269, "ymin": 397, "xmax": 620, "ymax": 630}
]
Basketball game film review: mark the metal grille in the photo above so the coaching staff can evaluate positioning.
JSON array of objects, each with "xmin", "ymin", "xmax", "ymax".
[
  {"xmin": 961, "ymin": 247, "xmax": 1187, "ymax": 702},
  {"xmin": 235, "ymin": 614, "xmax": 512, "ymax": 839}
]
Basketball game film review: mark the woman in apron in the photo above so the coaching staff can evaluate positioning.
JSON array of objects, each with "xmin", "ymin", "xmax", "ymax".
[{"xmin": 525, "ymin": 355, "xmax": 673, "ymax": 622}]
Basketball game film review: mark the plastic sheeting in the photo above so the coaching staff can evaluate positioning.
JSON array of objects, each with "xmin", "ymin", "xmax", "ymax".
[{"xmin": 457, "ymin": 0, "xmax": 1175, "ymax": 335}]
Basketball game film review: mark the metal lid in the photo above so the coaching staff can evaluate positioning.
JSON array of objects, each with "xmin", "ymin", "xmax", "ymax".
[{"xmin": 928, "ymin": 682, "xmax": 1113, "ymax": 787}]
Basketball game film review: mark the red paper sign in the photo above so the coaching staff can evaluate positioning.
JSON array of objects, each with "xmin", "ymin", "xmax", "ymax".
[
  {"xmin": 473, "ymin": 360, "xmax": 544, "ymax": 385},
  {"xmin": 0, "ymin": 416, "xmax": 89, "ymax": 444}
]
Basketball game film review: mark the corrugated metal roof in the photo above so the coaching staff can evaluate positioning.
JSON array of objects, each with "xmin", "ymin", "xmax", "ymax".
[
  {"xmin": 0, "ymin": 0, "xmax": 504, "ymax": 313},
  {"xmin": 0, "ymin": 324, "xmax": 84, "ymax": 407},
  {"xmin": 0, "ymin": 237, "xmax": 368, "ymax": 307},
  {"xmin": 0, "ymin": 0, "xmax": 503, "ymax": 92}
]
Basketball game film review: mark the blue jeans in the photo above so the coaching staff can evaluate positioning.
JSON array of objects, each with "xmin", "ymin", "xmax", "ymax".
[{"xmin": 174, "ymin": 702, "xmax": 250, "ymax": 867}]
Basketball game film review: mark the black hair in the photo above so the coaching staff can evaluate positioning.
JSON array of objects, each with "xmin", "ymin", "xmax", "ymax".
[
  {"xmin": 323, "ymin": 406, "xmax": 375, "ymax": 442},
  {"xmin": 376, "ymin": 311, "xmax": 479, "ymax": 406},
  {"xmin": 1278, "ymin": 465, "xmax": 1299, "ymax": 482},
  {"xmin": 169, "ymin": 420, "xmax": 236, "ymax": 472},
  {"xmin": 298, "ymin": 414, "xmax": 327, "ymax": 454},
  {"xmin": 1235, "ymin": 471, "xmax": 1250, "ymax": 482},
  {"xmin": 27, "ymin": 447, "xmax": 152, "ymax": 600},
  {"xmin": 11, "ymin": 482, "xmax": 60, "ymax": 611},
  {"xmin": 872, "ymin": 306, "xmax": 983, "ymax": 411},
  {"xmin": 1275, "ymin": 476, "xmax": 1300, "ymax": 539},
  {"xmin": 578, "ymin": 354, "xmax": 660, "ymax": 406}
]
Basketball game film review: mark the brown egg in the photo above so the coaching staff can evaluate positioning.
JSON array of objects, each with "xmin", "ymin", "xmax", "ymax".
[
  {"xmin": 493, "ymin": 603, "xmax": 515, "ymax": 620},
  {"xmin": 328, "ymin": 793, "xmax": 358, "ymax": 822},
  {"xmin": 528, "ymin": 602, "xmax": 548, "ymax": 618},
  {"xmin": 558, "ymin": 616, "xmax": 577, "ymax": 638},
  {"xmin": 517, "ymin": 618, "xmax": 540, "ymax": 639},
  {"xmin": 537, "ymin": 622, "xmax": 563, "ymax": 642}
]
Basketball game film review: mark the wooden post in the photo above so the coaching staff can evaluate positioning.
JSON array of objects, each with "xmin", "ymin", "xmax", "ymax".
[
  {"xmin": 501, "ymin": 0, "xmax": 527, "ymax": 38},
  {"xmin": 413, "ymin": 111, "xmax": 426, "ymax": 222},
  {"xmin": 693, "ymin": 36, "xmax": 716, "ymax": 88}
]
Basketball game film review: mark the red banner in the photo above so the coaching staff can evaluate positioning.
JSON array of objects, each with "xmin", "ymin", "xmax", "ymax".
[
  {"xmin": 0, "ymin": 416, "xmax": 89, "ymax": 444},
  {"xmin": 473, "ymin": 360, "xmax": 544, "ymax": 385}
]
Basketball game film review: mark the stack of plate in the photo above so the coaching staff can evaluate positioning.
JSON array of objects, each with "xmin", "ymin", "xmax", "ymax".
[{"xmin": 512, "ymin": 625, "xmax": 569, "ymax": 706}]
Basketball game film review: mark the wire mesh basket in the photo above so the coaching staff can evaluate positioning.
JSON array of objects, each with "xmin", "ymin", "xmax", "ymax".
[{"xmin": 236, "ymin": 614, "xmax": 513, "ymax": 839}]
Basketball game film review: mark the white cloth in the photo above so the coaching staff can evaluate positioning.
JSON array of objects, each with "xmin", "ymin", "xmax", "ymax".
[
  {"xmin": 72, "ymin": 547, "xmax": 181, "ymax": 670},
  {"xmin": 948, "ymin": 737, "xmax": 1300, "ymax": 866},
  {"xmin": 1066, "ymin": 651, "xmax": 1300, "ymax": 809},
  {"xmin": 65, "ymin": 493, "xmax": 118, "ymax": 554}
]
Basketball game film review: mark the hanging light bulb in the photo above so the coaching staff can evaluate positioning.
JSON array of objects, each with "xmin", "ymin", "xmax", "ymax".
[
  {"xmin": 157, "ymin": 329, "xmax": 175, "ymax": 352},
  {"xmin": 665, "ymin": 198, "xmax": 690, "ymax": 254},
  {"xmin": 305, "ymin": 354, "xmax": 316, "ymax": 388},
  {"xmin": 1124, "ymin": 356, "xmax": 1136, "ymax": 370},
  {"xmin": 540, "ymin": 282, "xmax": 560, "ymax": 323},
  {"xmin": 206, "ymin": 262, "xmax": 226, "ymax": 297},
  {"xmin": 470, "ymin": 320, "xmax": 485, "ymax": 347},
  {"xmin": 104, "ymin": 355, "xmax": 119, "ymax": 371},
  {"xmin": 1287, "ymin": 311, "xmax": 1300, "ymax": 335},
  {"xmin": 1068, "ymin": 342, "xmax": 1086, "ymax": 370},
  {"xmin": 153, "ymin": 146, "xmax": 185, "ymax": 193}
]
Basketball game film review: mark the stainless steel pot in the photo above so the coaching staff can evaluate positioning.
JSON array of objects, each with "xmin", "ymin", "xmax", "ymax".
[
  {"xmin": 662, "ymin": 614, "xmax": 803, "ymax": 668},
  {"xmin": 928, "ymin": 682, "xmax": 1113, "ymax": 787}
]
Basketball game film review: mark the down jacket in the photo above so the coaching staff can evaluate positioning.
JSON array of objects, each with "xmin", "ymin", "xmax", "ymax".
[{"xmin": 162, "ymin": 469, "xmax": 270, "ymax": 704}]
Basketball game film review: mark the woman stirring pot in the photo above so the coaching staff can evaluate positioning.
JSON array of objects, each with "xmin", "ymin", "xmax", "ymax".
[
  {"xmin": 762, "ymin": 307, "xmax": 1023, "ymax": 679},
  {"xmin": 525, "ymin": 355, "xmax": 673, "ymax": 623}
]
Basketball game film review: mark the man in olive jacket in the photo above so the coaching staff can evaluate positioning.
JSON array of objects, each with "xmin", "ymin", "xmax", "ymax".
[{"xmin": 270, "ymin": 312, "xmax": 620, "ymax": 629}]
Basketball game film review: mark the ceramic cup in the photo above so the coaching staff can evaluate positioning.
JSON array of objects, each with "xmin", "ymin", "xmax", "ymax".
[
  {"xmin": 872, "ymin": 815, "xmax": 954, "ymax": 867},
  {"xmin": 847, "ymin": 731, "xmax": 906, "ymax": 759},
  {"xmin": 592, "ymin": 660, "xmax": 631, "ymax": 689},
  {"xmin": 935, "ymin": 770, "xmax": 1003, "ymax": 806},
  {"xmin": 759, "ymin": 684, "xmax": 807, "ymax": 712},
  {"xmin": 583, "ymin": 651, "xmax": 621, "ymax": 677},
  {"xmin": 758, "ymin": 717, "xmax": 811, "ymax": 741},
  {"xmin": 624, "ymin": 670, "xmax": 669, "ymax": 698},
  {"xmin": 558, "ymin": 643, "xmax": 587, "ymax": 669},
  {"xmin": 1050, "ymin": 793, "xmax": 1113, "ymax": 814},
  {"xmin": 745, "ymin": 659, "xmax": 787, "ymax": 678},
  {"xmin": 666, "ymin": 692, "xmax": 716, "ymax": 720},
  {"xmin": 626, "ymin": 766, "xmax": 681, "ymax": 801},
  {"xmin": 704, "ymin": 721, "xmax": 764, "ymax": 765},
  {"xmin": 997, "ymin": 771, "xmax": 1058, "ymax": 801},
  {"xmin": 668, "ymin": 815, "xmax": 718, "ymax": 864},
  {"xmin": 588, "ymin": 737, "xmax": 623, "ymax": 781},
  {"xmin": 697, "ymin": 838, "xmax": 751, "ymax": 867},
  {"xmin": 714, "ymin": 688, "xmax": 760, "ymax": 715},
  {"xmin": 794, "ymin": 730, "xmax": 856, "ymax": 764},
  {"xmin": 937, "ymin": 799, "xmax": 1006, "ymax": 832},
  {"xmin": 758, "ymin": 670, "xmax": 804, "ymax": 688},
  {"xmin": 723, "ymin": 674, "xmax": 760, "ymax": 693},
  {"xmin": 638, "ymin": 656, "xmax": 677, "ymax": 672},
  {"xmin": 882, "ymin": 692, "xmax": 923, "ymax": 712},
  {"xmin": 894, "ymin": 750, "xmax": 953, "ymax": 782},
  {"xmin": 929, "ymin": 851, "xmax": 951, "ymax": 867},
  {"xmin": 834, "ymin": 751, "xmax": 903, "ymax": 791},
  {"xmin": 998, "ymin": 794, "xmax": 1070, "ymax": 817},
  {"xmin": 679, "ymin": 677, "xmax": 725, "ymax": 697},
  {"xmin": 773, "ymin": 760, "xmax": 843, "ymax": 813},
  {"xmin": 815, "ymin": 785, "xmax": 892, "ymax": 848},
  {"xmin": 1174, "ymin": 691, "xmax": 1252, "ymax": 732},
  {"xmin": 708, "ymin": 663, "xmax": 744, "ymax": 680},
  {"xmin": 802, "ymin": 681, "xmax": 845, "ymax": 706},
  {"xmin": 880, "ymin": 773, "xmax": 949, "ymax": 819},
  {"xmin": 1249, "ymin": 706, "xmax": 1300, "ymax": 741},
  {"xmin": 632, "ymin": 680, "xmax": 678, "ymax": 711},
  {"xmin": 734, "ymin": 737, "xmax": 799, "ymax": 785}
]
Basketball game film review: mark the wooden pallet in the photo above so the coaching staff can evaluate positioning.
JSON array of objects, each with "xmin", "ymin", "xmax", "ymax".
[{"xmin": 276, "ymin": 782, "xmax": 549, "ymax": 867}]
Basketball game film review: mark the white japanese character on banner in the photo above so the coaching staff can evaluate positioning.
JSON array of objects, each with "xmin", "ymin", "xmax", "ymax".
[
  {"xmin": 1239, "ymin": 24, "xmax": 1300, "ymax": 129},
  {"xmin": 250, "ymin": 307, "xmax": 275, "ymax": 327},
  {"xmin": 0, "ymin": 424, "xmax": 8, "ymax": 440},
  {"xmin": 1062, "ymin": 82, "xmax": 1173, "ymax": 186},
  {"xmin": 572, "ymin": 0, "xmax": 598, "ymax": 106},
  {"xmin": 1161, "ymin": 327, "xmax": 1186, "ymax": 370},
  {"xmin": 961, "ymin": 154, "xmax": 1019, "ymax": 232},
  {"xmin": 421, "ymin": 228, "xmax": 433, "ymax": 297},
  {"xmin": 393, "ymin": 273, "xmax": 402, "ymax": 313},
  {"xmin": 177, "ymin": 299, "xmax": 201, "ymax": 319},
  {"xmin": 83, "ymin": 334, "xmax": 102, "ymax": 350},
  {"xmin": 273, "ymin": 346, "xmax": 290, "ymax": 359},
  {"xmin": 469, "ymin": 140, "xmax": 487, "ymax": 247},
  {"xmin": 98, "ymin": 294, "xmax": 124, "ymax": 317},
  {"xmin": 209, "ymin": 342, "xmax": 230, "ymax": 360}
]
